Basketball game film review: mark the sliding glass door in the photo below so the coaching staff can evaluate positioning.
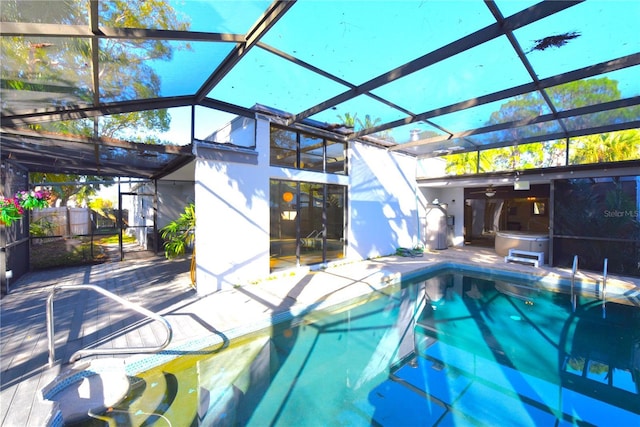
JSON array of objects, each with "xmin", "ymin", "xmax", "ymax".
[
  {"xmin": 299, "ymin": 182, "xmax": 324, "ymax": 266},
  {"xmin": 270, "ymin": 180, "xmax": 298, "ymax": 270},
  {"xmin": 270, "ymin": 180, "xmax": 345, "ymax": 271},
  {"xmin": 325, "ymin": 184, "xmax": 346, "ymax": 262}
]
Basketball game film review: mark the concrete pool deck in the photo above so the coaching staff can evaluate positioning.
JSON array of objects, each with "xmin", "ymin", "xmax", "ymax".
[{"xmin": 2, "ymin": 245, "xmax": 639, "ymax": 426}]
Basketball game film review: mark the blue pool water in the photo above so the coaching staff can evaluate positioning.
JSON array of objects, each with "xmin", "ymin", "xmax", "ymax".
[{"xmin": 85, "ymin": 270, "xmax": 640, "ymax": 426}]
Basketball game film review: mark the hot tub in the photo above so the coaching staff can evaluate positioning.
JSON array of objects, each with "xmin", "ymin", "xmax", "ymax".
[{"xmin": 495, "ymin": 231, "xmax": 549, "ymax": 263}]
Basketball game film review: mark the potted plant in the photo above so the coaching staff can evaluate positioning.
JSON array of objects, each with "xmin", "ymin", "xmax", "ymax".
[
  {"xmin": 1, "ymin": 190, "xmax": 50, "ymax": 226},
  {"xmin": 160, "ymin": 203, "xmax": 196, "ymax": 286}
]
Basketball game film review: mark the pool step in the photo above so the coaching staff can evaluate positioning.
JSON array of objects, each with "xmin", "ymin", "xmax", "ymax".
[
  {"xmin": 41, "ymin": 359, "xmax": 131, "ymax": 426},
  {"xmin": 504, "ymin": 249, "xmax": 544, "ymax": 267},
  {"xmin": 97, "ymin": 335, "xmax": 272, "ymax": 425}
]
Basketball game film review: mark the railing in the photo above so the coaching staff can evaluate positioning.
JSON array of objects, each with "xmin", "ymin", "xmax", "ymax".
[
  {"xmin": 570, "ymin": 255, "xmax": 578, "ymax": 312},
  {"xmin": 46, "ymin": 284, "xmax": 173, "ymax": 367},
  {"xmin": 602, "ymin": 258, "xmax": 608, "ymax": 319},
  {"xmin": 570, "ymin": 255, "xmax": 609, "ymax": 318}
]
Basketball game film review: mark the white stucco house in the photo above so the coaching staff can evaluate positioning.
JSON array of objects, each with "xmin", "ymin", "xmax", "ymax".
[{"xmin": 154, "ymin": 108, "xmax": 464, "ymax": 295}]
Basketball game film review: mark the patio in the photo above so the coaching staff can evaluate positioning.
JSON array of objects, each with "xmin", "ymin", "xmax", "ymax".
[{"xmin": 1, "ymin": 246, "xmax": 639, "ymax": 426}]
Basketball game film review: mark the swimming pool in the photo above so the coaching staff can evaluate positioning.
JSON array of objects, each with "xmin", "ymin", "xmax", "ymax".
[{"xmin": 82, "ymin": 269, "xmax": 640, "ymax": 426}]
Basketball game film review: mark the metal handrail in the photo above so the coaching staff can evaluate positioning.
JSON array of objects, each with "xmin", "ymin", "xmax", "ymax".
[
  {"xmin": 570, "ymin": 255, "xmax": 578, "ymax": 312},
  {"xmin": 602, "ymin": 258, "xmax": 608, "ymax": 319},
  {"xmin": 46, "ymin": 284, "xmax": 173, "ymax": 367}
]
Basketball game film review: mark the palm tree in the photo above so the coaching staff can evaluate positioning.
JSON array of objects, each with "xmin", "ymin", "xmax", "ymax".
[
  {"xmin": 160, "ymin": 203, "xmax": 196, "ymax": 286},
  {"xmin": 356, "ymin": 114, "xmax": 380, "ymax": 130},
  {"xmin": 336, "ymin": 112, "xmax": 357, "ymax": 128},
  {"xmin": 570, "ymin": 129, "xmax": 640, "ymax": 164}
]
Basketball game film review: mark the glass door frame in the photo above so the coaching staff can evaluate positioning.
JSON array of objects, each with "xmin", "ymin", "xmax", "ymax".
[{"xmin": 270, "ymin": 179, "xmax": 346, "ymax": 272}]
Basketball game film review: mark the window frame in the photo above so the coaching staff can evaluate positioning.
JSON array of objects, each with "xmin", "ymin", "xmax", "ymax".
[{"xmin": 270, "ymin": 124, "xmax": 347, "ymax": 175}]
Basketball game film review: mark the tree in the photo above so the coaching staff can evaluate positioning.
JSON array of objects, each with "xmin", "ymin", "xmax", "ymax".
[
  {"xmin": 356, "ymin": 114, "xmax": 380, "ymax": 130},
  {"xmin": 161, "ymin": 203, "xmax": 196, "ymax": 286},
  {"xmin": 358, "ymin": 114, "xmax": 394, "ymax": 141},
  {"xmin": 446, "ymin": 77, "xmax": 640, "ymax": 174},
  {"xmin": 336, "ymin": 112, "xmax": 357, "ymax": 128},
  {"xmin": 1, "ymin": 0, "xmax": 189, "ymax": 143},
  {"xmin": 337, "ymin": 112, "xmax": 393, "ymax": 141},
  {"xmin": 160, "ymin": 203, "xmax": 195, "ymax": 259},
  {"xmin": 30, "ymin": 172, "xmax": 112, "ymax": 207},
  {"xmin": 3, "ymin": 0, "xmax": 190, "ymax": 207},
  {"xmin": 444, "ymin": 150, "xmax": 498, "ymax": 175},
  {"xmin": 570, "ymin": 129, "xmax": 640, "ymax": 164},
  {"xmin": 478, "ymin": 140, "xmax": 566, "ymax": 172},
  {"xmin": 88, "ymin": 198, "xmax": 114, "ymax": 211},
  {"xmin": 487, "ymin": 77, "xmax": 634, "ymax": 135},
  {"xmin": 445, "ymin": 152, "xmax": 478, "ymax": 175}
]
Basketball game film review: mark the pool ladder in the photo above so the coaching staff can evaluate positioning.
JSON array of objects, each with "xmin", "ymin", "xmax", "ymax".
[
  {"xmin": 602, "ymin": 258, "xmax": 608, "ymax": 319},
  {"xmin": 570, "ymin": 255, "xmax": 608, "ymax": 318},
  {"xmin": 570, "ymin": 255, "xmax": 578, "ymax": 312},
  {"xmin": 46, "ymin": 284, "xmax": 173, "ymax": 367}
]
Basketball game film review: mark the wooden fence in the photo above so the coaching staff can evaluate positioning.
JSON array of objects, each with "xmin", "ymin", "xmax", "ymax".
[{"xmin": 31, "ymin": 207, "xmax": 92, "ymax": 236}]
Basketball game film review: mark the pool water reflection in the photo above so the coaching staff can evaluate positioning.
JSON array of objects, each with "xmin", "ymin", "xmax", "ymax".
[{"xmin": 84, "ymin": 270, "xmax": 640, "ymax": 426}]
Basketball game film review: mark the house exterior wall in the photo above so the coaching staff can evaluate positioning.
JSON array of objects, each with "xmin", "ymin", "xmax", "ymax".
[
  {"xmin": 439, "ymin": 187, "xmax": 465, "ymax": 246},
  {"xmin": 127, "ymin": 180, "xmax": 195, "ymax": 251},
  {"xmin": 348, "ymin": 141, "xmax": 425, "ymax": 259},
  {"xmin": 204, "ymin": 115, "xmax": 256, "ymax": 148},
  {"xmin": 420, "ymin": 186, "xmax": 481, "ymax": 248},
  {"xmin": 194, "ymin": 119, "xmax": 269, "ymax": 293},
  {"xmin": 194, "ymin": 117, "xmax": 425, "ymax": 293},
  {"xmin": 157, "ymin": 181, "xmax": 195, "ymax": 229}
]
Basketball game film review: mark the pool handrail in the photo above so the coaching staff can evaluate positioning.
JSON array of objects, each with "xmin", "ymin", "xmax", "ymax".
[
  {"xmin": 46, "ymin": 284, "xmax": 173, "ymax": 367},
  {"xmin": 602, "ymin": 258, "xmax": 608, "ymax": 318},
  {"xmin": 570, "ymin": 255, "xmax": 578, "ymax": 312}
]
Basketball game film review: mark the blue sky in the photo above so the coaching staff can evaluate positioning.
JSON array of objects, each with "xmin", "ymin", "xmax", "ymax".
[{"xmin": 150, "ymin": 0, "xmax": 639, "ymax": 146}]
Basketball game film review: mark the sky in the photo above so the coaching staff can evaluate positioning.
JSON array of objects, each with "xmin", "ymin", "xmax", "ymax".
[{"xmin": 148, "ymin": 0, "xmax": 639, "ymax": 146}]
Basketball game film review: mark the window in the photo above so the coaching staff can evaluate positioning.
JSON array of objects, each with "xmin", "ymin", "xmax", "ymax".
[
  {"xmin": 270, "ymin": 125, "xmax": 346, "ymax": 174},
  {"xmin": 532, "ymin": 201, "xmax": 546, "ymax": 216},
  {"xmin": 270, "ymin": 128, "xmax": 297, "ymax": 168},
  {"xmin": 326, "ymin": 139, "xmax": 347, "ymax": 174},
  {"xmin": 300, "ymin": 133, "xmax": 324, "ymax": 172}
]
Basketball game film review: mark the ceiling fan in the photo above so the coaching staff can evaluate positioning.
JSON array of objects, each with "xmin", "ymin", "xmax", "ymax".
[
  {"xmin": 484, "ymin": 185, "xmax": 497, "ymax": 197},
  {"xmin": 469, "ymin": 184, "xmax": 499, "ymax": 197}
]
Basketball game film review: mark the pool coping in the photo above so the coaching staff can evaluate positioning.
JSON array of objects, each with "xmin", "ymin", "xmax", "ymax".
[
  {"xmin": 40, "ymin": 256, "xmax": 639, "ymax": 425},
  {"xmin": 118, "ymin": 259, "xmax": 638, "ymax": 378},
  {"xmin": 5, "ymin": 248, "xmax": 637, "ymax": 427}
]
